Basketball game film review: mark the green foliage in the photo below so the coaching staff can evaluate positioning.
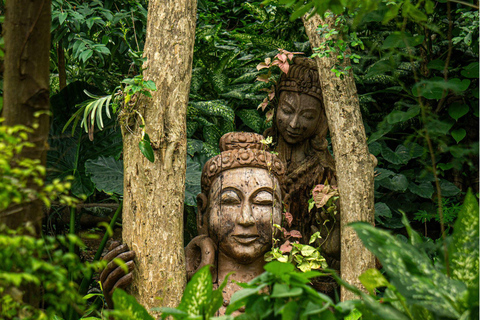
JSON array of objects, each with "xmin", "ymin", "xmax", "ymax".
[
  {"xmin": 226, "ymin": 261, "xmax": 337, "ymax": 319},
  {"xmin": 156, "ymin": 265, "xmax": 231, "ymax": 320},
  {"xmin": 336, "ymin": 191, "xmax": 479, "ymax": 320},
  {"xmin": 51, "ymin": 0, "xmax": 148, "ymax": 90},
  {"xmin": 0, "ymin": 120, "xmax": 77, "ymax": 210},
  {"xmin": 0, "ymin": 227, "xmax": 104, "ymax": 319}
]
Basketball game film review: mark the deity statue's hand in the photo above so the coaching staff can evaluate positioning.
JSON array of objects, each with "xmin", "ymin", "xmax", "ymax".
[
  {"xmin": 185, "ymin": 235, "xmax": 216, "ymax": 280},
  {"xmin": 99, "ymin": 241, "xmax": 135, "ymax": 309}
]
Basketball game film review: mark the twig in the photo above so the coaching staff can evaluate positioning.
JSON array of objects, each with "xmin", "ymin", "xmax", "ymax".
[{"xmin": 436, "ymin": 1, "xmax": 454, "ymax": 113}]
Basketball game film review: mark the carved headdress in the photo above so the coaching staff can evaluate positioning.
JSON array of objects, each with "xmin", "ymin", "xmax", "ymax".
[
  {"xmin": 200, "ymin": 132, "xmax": 285, "ymax": 195},
  {"xmin": 276, "ymin": 57, "xmax": 323, "ymax": 102}
]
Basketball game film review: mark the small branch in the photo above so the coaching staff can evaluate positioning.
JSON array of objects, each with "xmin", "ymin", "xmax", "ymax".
[{"xmin": 436, "ymin": 1, "xmax": 453, "ymax": 113}]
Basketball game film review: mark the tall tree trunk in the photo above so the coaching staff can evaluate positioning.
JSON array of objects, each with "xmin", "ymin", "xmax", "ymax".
[
  {"xmin": 57, "ymin": 43, "xmax": 67, "ymax": 91},
  {"xmin": 303, "ymin": 14, "xmax": 376, "ymax": 301},
  {"xmin": 2, "ymin": 0, "xmax": 51, "ymax": 234},
  {"xmin": 121, "ymin": 0, "xmax": 197, "ymax": 310}
]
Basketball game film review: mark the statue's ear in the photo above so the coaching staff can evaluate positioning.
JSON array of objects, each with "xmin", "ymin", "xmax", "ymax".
[{"xmin": 196, "ymin": 193, "xmax": 208, "ymax": 235}]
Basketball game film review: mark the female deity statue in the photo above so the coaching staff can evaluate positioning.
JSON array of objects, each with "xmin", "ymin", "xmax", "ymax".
[{"xmin": 264, "ymin": 57, "xmax": 340, "ymax": 291}]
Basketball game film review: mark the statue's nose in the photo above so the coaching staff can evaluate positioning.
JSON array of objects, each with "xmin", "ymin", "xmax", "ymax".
[
  {"xmin": 288, "ymin": 114, "xmax": 300, "ymax": 129},
  {"xmin": 237, "ymin": 203, "xmax": 255, "ymax": 226}
]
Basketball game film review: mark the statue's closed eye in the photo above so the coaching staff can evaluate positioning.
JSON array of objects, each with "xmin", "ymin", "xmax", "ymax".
[
  {"xmin": 252, "ymin": 190, "xmax": 274, "ymax": 206},
  {"xmin": 220, "ymin": 190, "xmax": 241, "ymax": 205}
]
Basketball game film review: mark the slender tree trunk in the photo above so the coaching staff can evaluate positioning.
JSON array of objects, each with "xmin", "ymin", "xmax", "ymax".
[
  {"xmin": 121, "ymin": 0, "xmax": 197, "ymax": 310},
  {"xmin": 2, "ymin": 0, "xmax": 51, "ymax": 234},
  {"xmin": 57, "ymin": 43, "xmax": 67, "ymax": 91},
  {"xmin": 303, "ymin": 14, "xmax": 376, "ymax": 301}
]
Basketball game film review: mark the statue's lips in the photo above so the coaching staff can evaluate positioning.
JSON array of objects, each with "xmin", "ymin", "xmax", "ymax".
[
  {"xmin": 232, "ymin": 234, "xmax": 259, "ymax": 245},
  {"xmin": 286, "ymin": 130, "xmax": 302, "ymax": 137}
]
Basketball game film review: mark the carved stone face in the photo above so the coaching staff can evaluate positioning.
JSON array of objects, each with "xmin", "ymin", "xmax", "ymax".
[
  {"xmin": 276, "ymin": 91, "xmax": 322, "ymax": 144},
  {"xmin": 207, "ymin": 167, "xmax": 282, "ymax": 264}
]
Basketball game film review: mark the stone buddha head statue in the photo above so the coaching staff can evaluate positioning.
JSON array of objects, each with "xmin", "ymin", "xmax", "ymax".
[{"xmin": 186, "ymin": 132, "xmax": 285, "ymax": 286}]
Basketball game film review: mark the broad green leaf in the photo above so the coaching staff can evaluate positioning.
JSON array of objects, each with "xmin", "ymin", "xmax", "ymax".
[
  {"xmin": 375, "ymin": 202, "xmax": 392, "ymax": 218},
  {"xmin": 203, "ymin": 125, "xmax": 222, "ymax": 147},
  {"xmin": 359, "ymin": 268, "xmax": 389, "ymax": 294},
  {"xmin": 451, "ymin": 128, "xmax": 467, "ymax": 143},
  {"xmin": 85, "ymin": 156, "xmax": 124, "ymax": 195},
  {"xmin": 178, "ymin": 265, "xmax": 212, "ymax": 316},
  {"xmin": 449, "ymin": 190, "xmax": 479, "ymax": 287},
  {"xmin": 381, "ymin": 144, "xmax": 411, "ymax": 165},
  {"xmin": 112, "ymin": 289, "xmax": 155, "ymax": 320},
  {"xmin": 440, "ymin": 179, "xmax": 461, "ymax": 197},
  {"xmin": 448, "ymin": 103, "xmax": 469, "ymax": 121},
  {"xmin": 385, "ymin": 105, "xmax": 420, "ymax": 124},
  {"xmin": 378, "ymin": 174, "xmax": 408, "ymax": 192},
  {"xmin": 139, "ymin": 136, "xmax": 154, "ymax": 163},
  {"xmin": 404, "ymin": 141, "xmax": 426, "ymax": 158},
  {"xmin": 368, "ymin": 141, "xmax": 381, "ymax": 156},
  {"xmin": 187, "ymin": 139, "xmax": 203, "ymax": 157},
  {"xmin": 408, "ymin": 182, "xmax": 434, "ymax": 199},
  {"xmin": 58, "ymin": 12, "xmax": 68, "ymax": 25},
  {"xmin": 190, "ymin": 100, "xmax": 235, "ymax": 124},
  {"xmin": 264, "ymin": 261, "xmax": 294, "ymax": 275},
  {"xmin": 236, "ymin": 109, "xmax": 263, "ymax": 133},
  {"xmin": 365, "ymin": 60, "xmax": 396, "ymax": 78},
  {"xmin": 374, "ymin": 168, "xmax": 395, "ymax": 181},
  {"xmin": 427, "ymin": 59, "xmax": 445, "ymax": 71},
  {"xmin": 382, "ymin": 32, "xmax": 424, "ymax": 49},
  {"xmin": 461, "ymin": 62, "xmax": 479, "ymax": 78},
  {"xmin": 351, "ymin": 222, "xmax": 466, "ymax": 317},
  {"xmin": 270, "ymin": 283, "xmax": 303, "ymax": 298},
  {"xmin": 226, "ymin": 284, "xmax": 268, "ymax": 314},
  {"xmin": 413, "ymin": 77, "xmax": 471, "ymax": 99},
  {"xmin": 281, "ymin": 300, "xmax": 299, "ymax": 320}
]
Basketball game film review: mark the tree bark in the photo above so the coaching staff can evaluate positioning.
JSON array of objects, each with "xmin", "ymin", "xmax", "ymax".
[
  {"xmin": 2, "ymin": 0, "xmax": 51, "ymax": 234},
  {"xmin": 57, "ymin": 43, "xmax": 67, "ymax": 91},
  {"xmin": 121, "ymin": 0, "xmax": 197, "ymax": 310},
  {"xmin": 303, "ymin": 14, "xmax": 376, "ymax": 301}
]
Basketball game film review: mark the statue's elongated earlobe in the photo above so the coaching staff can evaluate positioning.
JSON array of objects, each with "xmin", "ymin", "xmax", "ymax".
[{"xmin": 196, "ymin": 193, "xmax": 208, "ymax": 235}]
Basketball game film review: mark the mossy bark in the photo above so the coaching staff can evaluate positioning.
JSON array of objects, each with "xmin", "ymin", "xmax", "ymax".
[
  {"xmin": 121, "ymin": 0, "xmax": 197, "ymax": 310},
  {"xmin": 303, "ymin": 13, "xmax": 376, "ymax": 301}
]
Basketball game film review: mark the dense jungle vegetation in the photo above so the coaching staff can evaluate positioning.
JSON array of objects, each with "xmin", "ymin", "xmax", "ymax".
[{"xmin": 0, "ymin": 0, "xmax": 478, "ymax": 319}]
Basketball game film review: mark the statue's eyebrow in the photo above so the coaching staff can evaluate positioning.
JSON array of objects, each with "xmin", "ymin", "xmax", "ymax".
[
  {"xmin": 251, "ymin": 187, "xmax": 280, "ymax": 202},
  {"xmin": 219, "ymin": 187, "xmax": 242, "ymax": 199}
]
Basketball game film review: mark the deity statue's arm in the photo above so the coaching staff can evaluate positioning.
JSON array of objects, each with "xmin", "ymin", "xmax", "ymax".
[{"xmin": 99, "ymin": 242, "xmax": 135, "ymax": 308}]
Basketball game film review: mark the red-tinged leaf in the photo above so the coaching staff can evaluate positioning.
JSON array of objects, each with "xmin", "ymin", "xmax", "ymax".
[
  {"xmin": 268, "ymin": 91, "xmax": 275, "ymax": 101},
  {"xmin": 280, "ymin": 240, "xmax": 292, "ymax": 253},
  {"xmin": 279, "ymin": 62, "xmax": 290, "ymax": 74},
  {"xmin": 283, "ymin": 212, "xmax": 293, "ymax": 227},
  {"xmin": 266, "ymin": 109, "xmax": 274, "ymax": 122},
  {"xmin": 290, "ymin": 230, "xmax": 302, "ymax": 238},
  {"xmin": 277, "ymin": 53, "xmax": 287, "ymax": 63},
  {"xmin": 282, "ymin": 227, "xmax": 290, "ymax": 238},
  {"xmin": 265, "ymin": 57, "xmax": 271, "ymax": 65}
]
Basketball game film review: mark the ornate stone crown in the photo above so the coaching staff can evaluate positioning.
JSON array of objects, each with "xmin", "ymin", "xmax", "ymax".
[
  {"xmin": 276, "ymin": 57, "xmax": 323, "ymax": 102},
  {"xmin": 201, "ymin": 132, "xmax": 285, "ymax": 194}
]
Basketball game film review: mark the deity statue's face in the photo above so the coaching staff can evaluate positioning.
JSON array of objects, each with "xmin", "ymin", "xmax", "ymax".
[
  {"xmin": 207, "ymin": 167, "xmax": 282, "ymax": 264},
  {"xmin": 276, "ymin": 91, "xmax": 322, "ymax": 144}
]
